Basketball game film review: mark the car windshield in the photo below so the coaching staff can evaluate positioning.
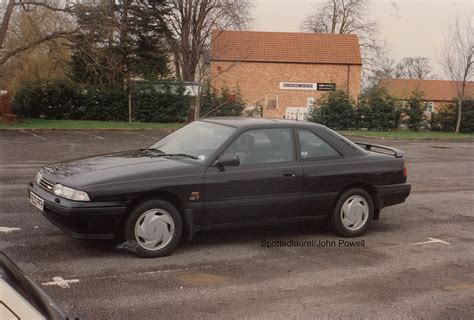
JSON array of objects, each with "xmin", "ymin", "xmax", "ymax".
[{"xmin": 150, "ymin": 121, "xmax": 236, "ymax": 162}]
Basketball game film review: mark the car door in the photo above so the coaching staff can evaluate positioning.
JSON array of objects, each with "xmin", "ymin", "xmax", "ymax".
[
  {"xmin": 295, "ymin": 128, "xmax": 346, "ymax": 217},
  {"xmin": 204, "ymin": 127, "xmax": 303, "ymax": 225}
]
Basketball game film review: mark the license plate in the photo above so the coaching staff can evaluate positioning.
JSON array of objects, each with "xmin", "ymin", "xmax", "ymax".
[{"xmin": 29, "ymin": 192, "xmax": 44, "ymax": 211}]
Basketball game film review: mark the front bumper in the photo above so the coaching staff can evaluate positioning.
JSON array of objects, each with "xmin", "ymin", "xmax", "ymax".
[
  {"xmin": 28, "ymin": 182, "xmax": 127, "ymax": 239},
  {"xmin": 374, "ymin": 183, "xmax": 411, "ymax": 209}
]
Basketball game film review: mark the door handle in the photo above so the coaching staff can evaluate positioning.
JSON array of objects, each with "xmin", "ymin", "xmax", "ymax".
[{"xmin": 283, "ymin": 171, "xmax": 295, "ymax": 178}]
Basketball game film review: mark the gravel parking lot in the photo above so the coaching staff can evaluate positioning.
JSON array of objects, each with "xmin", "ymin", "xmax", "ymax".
[{"xmin": 1, "ymin": 129, "xmax": 473, "ymax": 319}]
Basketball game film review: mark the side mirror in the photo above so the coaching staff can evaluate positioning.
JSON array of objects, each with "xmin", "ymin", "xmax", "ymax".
[{"xmin": 216, "ymin": 155, "xmax": 240, "ymax": 168}]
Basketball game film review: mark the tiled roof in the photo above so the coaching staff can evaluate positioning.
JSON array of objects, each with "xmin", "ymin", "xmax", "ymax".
[
  {"xmin": 379, "ymin": 79, "xmax": 474, "ymax": 102},
  {"xmin": 211, "ymin": 30, "xmax": 362, "ymax": 65}
]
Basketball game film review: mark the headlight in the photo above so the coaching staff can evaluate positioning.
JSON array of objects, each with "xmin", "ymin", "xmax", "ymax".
[
  {"xmin": 52, "ymin": 184, "xmax": 90, "ymax": 201},
  {"xmin": 35, "ymin": 172, "xmax": 42, "ymax": 184}
]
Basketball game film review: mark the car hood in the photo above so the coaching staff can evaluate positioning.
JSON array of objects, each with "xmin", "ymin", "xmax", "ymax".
[{"xmin": 40, "ymin": 149, "xmax": 201, "ymax": 188}]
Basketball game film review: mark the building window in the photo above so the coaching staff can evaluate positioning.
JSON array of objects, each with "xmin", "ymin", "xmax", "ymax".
[
  {"xmin": 266, "ymin": 94, "xmax": 278, "ymax": 110},
  {"xmin": 424, "ymin": 102, "xmax": 433, "ymax": 113}
]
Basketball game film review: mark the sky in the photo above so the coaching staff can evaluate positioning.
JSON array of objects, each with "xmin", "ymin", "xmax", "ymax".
[{"xmin": 251, "ymin": 0, "xmax": 474, "ymax": 78}]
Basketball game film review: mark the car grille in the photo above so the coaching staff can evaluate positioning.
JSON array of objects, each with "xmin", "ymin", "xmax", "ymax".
[{"xmin": 39, "ymin": 178, "xmax": 55, "ymax": 192}]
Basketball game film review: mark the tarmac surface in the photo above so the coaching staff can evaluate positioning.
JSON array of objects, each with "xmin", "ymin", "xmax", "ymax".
[{"xmin": 1, "ymin": 129, "xmax": 473, "ymax": 319}]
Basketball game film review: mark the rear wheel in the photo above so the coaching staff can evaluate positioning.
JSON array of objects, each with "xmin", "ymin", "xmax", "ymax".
[
  {"xmin": 331, "ymin": 188, "xmax": 373, "ymax": 237},
  {"xmin": 124, "ymin": 199, "xmax": 182, "ymax": 258}
]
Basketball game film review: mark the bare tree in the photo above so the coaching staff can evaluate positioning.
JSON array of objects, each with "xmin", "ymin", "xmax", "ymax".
[
  {"xmin": 394, "ymin": 57, "xmax": 434, "ymax": 80},
  {"xmin": 302, "ymin": 0, "xmax": 376, "ymax": 35},
  {"xmin": 301, "ymin": 0, "xmax": 382, "ymax": 73},
  {"xmin": 164, "ymin": 0, "xmax": 252, "ymax": 82},
  {"xmin": 367, "ymin": 57, "xmax": 396, "ymax": 84},
  {"xmin": 0, "ymin": 0, "xmax": 77, "ymax": 67},
  {"xmin": 440, "ymin": 16, "xmax": 473, "ymax": 133},
  {"xmin": 369, "ymin": 56, "xmax": 434, "ymax": 85},
  {"xmin": 0, "ymin": 7, "xmax": 71, "ymax": 92}
]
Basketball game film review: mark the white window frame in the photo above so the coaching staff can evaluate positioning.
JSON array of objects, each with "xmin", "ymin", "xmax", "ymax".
[{"xmin": 424, "ymin": 102, "xmax": 434, "ymax": 113}]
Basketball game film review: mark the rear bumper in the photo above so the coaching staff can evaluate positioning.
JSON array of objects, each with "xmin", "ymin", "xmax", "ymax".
[
  {"xmin": 374, "ymin": 183, "xmax": 411, "ymax": 209},
  {"xmin": 28, "ymin": 183, "xmax": 127, "ymax": 240}
]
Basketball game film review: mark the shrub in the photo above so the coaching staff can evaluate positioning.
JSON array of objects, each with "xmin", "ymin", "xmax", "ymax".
[
  {"xmin": 357, "ymin": 87, "xmax": 398, "ymax": 131},
  {"xmin": 308, "ymin": 90, "xmax": 356, "ymax": 129},
  {"xmin": 432, "ymin": 99, "xmax": 474, "ymax": 133},
  {"xmin": 402, "ymin": 90, "xmax": 427, "ymax": 131},
  {"xmin": 199, "ymin": 85, "xmax": 245, "ymax": 117}
]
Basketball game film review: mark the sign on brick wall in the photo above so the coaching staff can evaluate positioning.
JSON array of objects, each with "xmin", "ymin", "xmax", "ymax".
[
  {"xmin": 279, "ymin": 82, "xmax": 336, "ymax": 91},
  {"xmin": 279, "ymin": 82, "xmax": 317, "ymax": 90},
  {"xmin": 317, "ymin": 83, "xmax": 336, "ymax": 91}
]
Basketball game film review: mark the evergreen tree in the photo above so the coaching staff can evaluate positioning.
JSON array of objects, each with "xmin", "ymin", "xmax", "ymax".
[
  {"xmin": 199, "ymin": 85, "xmax": 245, "ymax": 117},
  {"xmin": 402, "ymin": 90, "xmax": 427, "ymax": 131},
  {"xmin": 432, "ymin": 99, "xmax": 474, "ymax": 133},
  {"xmin": 308, "ymin": 90, "xmax": 356, "ymax": 129},
  {"xmin": 70, "ymin": 0, "xmax": 170, "ymax": 87},
  {"xmin": 357, "ymin": 87, "xmax": 398, "ymax": 131}
]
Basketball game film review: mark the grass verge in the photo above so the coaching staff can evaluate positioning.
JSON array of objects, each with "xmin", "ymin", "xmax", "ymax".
[
  {"xmin": 337, "ymin": 130, "xmax": 474, "ymax": 140},
  {"xmin": 0, "ymin": 119, "xmax": 183, "ymax": 130},
  {"xmin": 1, "ymin": 119, "xmax": 473, "ymax": 139}
]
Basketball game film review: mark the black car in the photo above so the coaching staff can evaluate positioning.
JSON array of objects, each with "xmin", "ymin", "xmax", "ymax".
[{"xmin": 28, "ymin": 118, "xmax": 411, "ymax": 257}]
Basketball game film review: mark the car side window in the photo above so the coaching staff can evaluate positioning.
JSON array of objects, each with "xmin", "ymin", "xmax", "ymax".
[
  {"xmin": 221, "ymin": 128, "xmax": 294, "ymax": 165},
  {"xmin": 297, "ymin": 129, "xmax": 340, "ymax": 160}
]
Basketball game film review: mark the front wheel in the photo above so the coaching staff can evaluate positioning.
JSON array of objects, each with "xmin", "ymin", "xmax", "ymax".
[
  {"xmin": 330, "ymin": 188, "xmax": 374, "ymax": 237},
  {"xmin": 124, "ymin": 199, "xmax": 182, "ymax": 258}
]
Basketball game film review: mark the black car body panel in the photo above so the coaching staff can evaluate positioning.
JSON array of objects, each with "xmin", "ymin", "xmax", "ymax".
[{"xmin": 28, "ymin": 118, "xmax": 411, "ymax": 239}]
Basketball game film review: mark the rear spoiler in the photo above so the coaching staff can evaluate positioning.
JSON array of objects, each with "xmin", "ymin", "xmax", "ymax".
[{"xmin": 355, "ymin": 142, "xmax": 404, "ymax": 158}]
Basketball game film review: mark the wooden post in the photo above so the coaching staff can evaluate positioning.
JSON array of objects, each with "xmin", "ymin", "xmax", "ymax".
[{"xmin": 128, "ymin": 84, "xmax": 132, "ymax": 124}]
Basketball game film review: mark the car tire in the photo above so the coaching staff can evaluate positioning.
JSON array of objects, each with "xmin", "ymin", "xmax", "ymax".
[
  {"xmin": 124, "ymin": 199, "xmax": 182, "ymax": 258},
  {"xmin": 331, "ymin": 188, "xmax": 374, "ymax": 238}
]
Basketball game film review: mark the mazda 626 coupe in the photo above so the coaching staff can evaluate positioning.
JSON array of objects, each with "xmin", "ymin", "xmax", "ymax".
[{"xmin": 28, "ymin": 118, "xmax": 411, "ymax": 257}]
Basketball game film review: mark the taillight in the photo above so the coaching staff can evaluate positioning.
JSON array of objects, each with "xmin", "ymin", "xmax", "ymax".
[{"xmin": 403, "ymin": 160, "xmax": 408, "ymax": 178}]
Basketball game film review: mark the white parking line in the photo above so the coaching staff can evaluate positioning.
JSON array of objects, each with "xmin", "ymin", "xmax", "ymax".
[
  {"xmin": 123, "ymin": 131, "xmax": 158, "ymax": 140},
  {"xmin": 76, "ymin": 131, "xmax": 106, "ymax": 140},
  {"xmin": 19, "ymin": 130, "xmax": 46, "ymax": 140},
  {"xmin": 410, "ymin": 237, "xmax": 450, "ymax": 245},
  {"xmin": 42, "ymin": 277, "xmax": 79, "ymax": 288},
  {"xmin": 0, "ymin": 227, "xmax": 21, "ymax": 233}
]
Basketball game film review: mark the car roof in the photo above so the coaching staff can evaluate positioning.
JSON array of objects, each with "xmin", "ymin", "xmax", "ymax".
[
  {"xmin": 200, "ymin": 117, "xmax": 326, "ymax": 129},
  {"xmin": 199, "ymin": 117, "xmax": 366, "ymax": 157}
]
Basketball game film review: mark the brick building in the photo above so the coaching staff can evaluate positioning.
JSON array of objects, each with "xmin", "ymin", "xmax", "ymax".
[
  {"xmin": 379, "ymin": 79, "xmax": 474, "ymax": 113},
  {"xmin": 210, "ymin": 30, "xmax": 362, "ymax": 119}
]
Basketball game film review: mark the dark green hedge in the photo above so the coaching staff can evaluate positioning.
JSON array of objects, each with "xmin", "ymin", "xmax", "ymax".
[{"xmin": 13, "ymin": 80, "xmax": 190, "ymax": 122}]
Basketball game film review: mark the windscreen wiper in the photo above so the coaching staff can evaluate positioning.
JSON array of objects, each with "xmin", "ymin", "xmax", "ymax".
[
  {"xmin": 160, "ymin": 153, "xmax": 199, "ymax": 160},
  {"xmin": 142, "ymin": 149, "xmax": 199, "ymax": 160}
]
